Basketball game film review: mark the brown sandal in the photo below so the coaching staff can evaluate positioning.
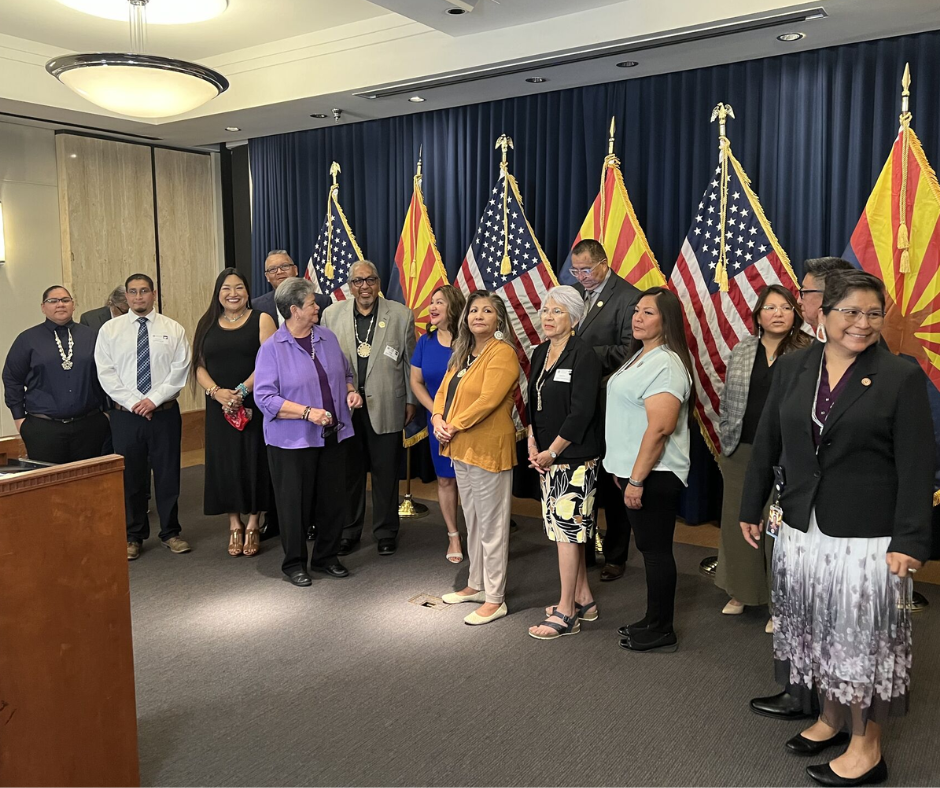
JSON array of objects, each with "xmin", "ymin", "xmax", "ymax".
[
  {"xmin": 243, "ymin": 529, "xmax": 260, "ymax": 557},
  {"xmin": 228, "ymin": 529, "xmax": 244, "ymax": 556}
]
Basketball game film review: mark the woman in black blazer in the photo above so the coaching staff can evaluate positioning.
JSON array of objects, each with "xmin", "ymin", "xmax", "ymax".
[
  {"xmin": 741, "ymin": 271, "xmax": 933, "ymax": 787},
  {"xmin": 526, "ymin": 286, "xmax": 603, "ymax": 640}
]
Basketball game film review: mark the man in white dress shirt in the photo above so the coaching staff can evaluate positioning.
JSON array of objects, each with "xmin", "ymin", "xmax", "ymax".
[{"xmin": 95, "ymin": 273, "xmax": 192, "ymax": 561}]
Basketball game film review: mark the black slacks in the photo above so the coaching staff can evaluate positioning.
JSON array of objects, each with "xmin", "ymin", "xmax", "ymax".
[
  {"xmin": 345, "ymin": 403, "xmax": 402, "ymax": 542},
  {"xmin": 20, "ymin": 412, "xmax": 109, "ymax": 464},
  {"xmin": 110, "ymin": 404, "xmax": 182, "ymax": 543},
  {"xmin": 619, "ymin": 471, "xmax": 683, "ymax": 635},
  {"xmin": 599, "ymin": 467, "xmax": 631, "ymax": 565},
  {"xmin": 268, "ymin": 438, "xmax": 347, "ymax": 575}
]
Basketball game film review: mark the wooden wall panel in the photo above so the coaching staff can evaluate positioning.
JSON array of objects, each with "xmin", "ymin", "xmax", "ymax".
[
  {"xmin": 154, "ymin": 148, "xmax": 220, "ymax": 413},
  {"xmin": 56, "ymin": 134, "xmax": 157, "ymax": 316}
]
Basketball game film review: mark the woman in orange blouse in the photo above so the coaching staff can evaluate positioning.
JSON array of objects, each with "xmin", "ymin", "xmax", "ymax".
[{"xmin": 432, "ymin": 290, "xmax": 521, "ymax": 626}]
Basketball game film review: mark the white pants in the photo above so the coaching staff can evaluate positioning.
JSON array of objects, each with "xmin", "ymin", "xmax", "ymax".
[{"xmin": 453, "ymin": 460, "xmax": 513, "ymax": 604}]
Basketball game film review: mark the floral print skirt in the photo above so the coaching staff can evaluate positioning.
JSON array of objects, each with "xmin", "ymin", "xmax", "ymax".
[
  {"xmin": 539, "ymin": 459, "xmax": 599, "ymax": 544},
  {"xmin": 772, "ymin": 509, "xmax": 913, "ymax": 733}
]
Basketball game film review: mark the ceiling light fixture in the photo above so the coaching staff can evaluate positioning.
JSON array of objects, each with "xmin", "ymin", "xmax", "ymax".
[
  {"xmin": 225, "ymin": 126, "xmax": 240, "ymax": 132},
  {"xmin": 57, "ymin": 0, "xmax": 228, "ymax": 24},
  {"xmin": 409, "ymin": 96, "xmax": 426, "ymax": 103},
  {"xmin": 310, "ymin": 113, "xmax": 329, "ymax": 119},
  {"xmin": 776, "ymin": 32, "xmax": 805, "ymax": 41},
  {"xmin": 445, "ymin": 7, "xmax": 467, "ymax": 14},
  {"xmin": 616, "ymin": 61, "xmax": 639, "ymax": 68},
  {"xmin": 46, "ymin": 0, "xmax": 229, "ymax": 119},
  {"xmin": 526, "ymin": 77, "xmax": 547, "ymax": 83}
]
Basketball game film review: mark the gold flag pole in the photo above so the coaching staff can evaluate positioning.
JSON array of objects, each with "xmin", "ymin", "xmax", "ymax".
[
  {"xmin": 400, "ymin": 145, "xmax": 429, "ymax": 520},
  {"xmin": 496, "ymin": 134, "xmax": 514, "ymax": 275},
  {"xmin": 324, "ymin": 162, "xmax": 341, "ymax": 280},
  {"xmin": 897, "ymin": 63, "xmax": 912, "ymax": 273},
  {"xmin": 599, "ymin": 116, "xmax": 619, "ymax": 239},
  {"xmin": 710, "ymin": 103, "xmax": 735, "ymax": 292}
]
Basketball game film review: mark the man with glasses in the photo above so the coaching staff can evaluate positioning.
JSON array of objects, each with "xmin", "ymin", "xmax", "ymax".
[
  {"xmin": 95, "ymin": 274, "xmax": 191, "ymax": 561},
  {"xmin": 252, "ymin": 250, "xmax": 331, "ymax": 326},
  {"xmin": 569, "ymin": 239, "xmax": 640, "ymax": 579},
  {"xmin": 797, "ymin": 256, "xmax": 854, "ymax": 332},
  {"xmin": 79, "ymin": 284, "xmax": 129, "ymax": 333},
  {"xmin": 3, "ymin": 285, "xmax": 109, "ymax": 464},
  {"xmin": 322, "ymin": 260, "xmax": 417, "ymax": 556}
]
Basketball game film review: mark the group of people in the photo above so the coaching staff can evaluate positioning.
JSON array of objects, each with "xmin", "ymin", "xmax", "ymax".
[{"xmin": 3, "ymin": 242, "xmax": 934, "ymax": 787}]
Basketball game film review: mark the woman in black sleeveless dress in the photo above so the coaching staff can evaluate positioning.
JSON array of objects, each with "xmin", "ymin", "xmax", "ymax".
[{"xmin": 193, "ymin": 269, "xmax": 277, "ymax": 556}]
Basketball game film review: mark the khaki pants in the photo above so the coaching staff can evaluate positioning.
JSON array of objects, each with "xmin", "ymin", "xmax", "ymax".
[{"xmin": 453, "ymin": 460, "xmax": 513, "ymax": 604}]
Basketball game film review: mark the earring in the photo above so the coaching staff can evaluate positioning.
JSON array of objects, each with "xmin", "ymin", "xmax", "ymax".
[
  {"xmin": 494, "ymin": 329, "xmax": 505, "ymax": 341},
  {"xmin": 815, "ymin": 324, "xmax": 827, "ymax": 343}
]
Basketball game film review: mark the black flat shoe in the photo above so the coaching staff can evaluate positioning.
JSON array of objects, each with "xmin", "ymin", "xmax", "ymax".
[
  {"xmin": 619, "ymin": 631, "xmax": 678, "ymax": 653},
  {"xmin": 311, "ymin": 562, "xmax": 349, "ymax": 578},
  {"xmin": 284, "ymin": 570, "xmax": 312, "ymax": 587},
  {"xmin": 786, "ymin": 731, "xmax": 851, "ymax": 755},
  {"xmin": 750, "ymin": 690, "xmax": 812, "ymax": 720},
  {"xmin": 377, "ymin": 538, "xmax": 397, "ymax": 556},
  {"xmin": 806, "ymin": 758, "xmax": 887, "ymax": 787},
  {"xmin": 338, "ymin": 538, "xmax": 359, "ymax": 556},
  {"xmin": 617, "ymin": 619, "xmax": 651, "ymax": 638}
]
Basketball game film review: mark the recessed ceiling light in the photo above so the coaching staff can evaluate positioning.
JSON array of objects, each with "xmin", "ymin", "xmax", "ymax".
[
  {"xmin": 409, "ymin": 96, "xmax": 426, "ymax": 103},
  {"xmin": 225, "ymin": 126, "xmax": 240, "ymax": 132},
  {"xmin": 526, "ymin": 77, "xmax": 547, "ymax": 84},
  {"xmin": 616, "ymin": 61, "xmax": 639, "ymax": 68},
  {"xmin": 310, "ymin": 113, "xmax": 328, "ymax": 118},
  {"xmin": 445, "ymin": 7, "xmax": 467, "ymax": 15},
  {"xmin": 777, "ymin": 32, "xmax": 805, "ymax": 41},
  {"xmin": 57, "ymin": 0, "xmax": 228, "ymax": 24}
]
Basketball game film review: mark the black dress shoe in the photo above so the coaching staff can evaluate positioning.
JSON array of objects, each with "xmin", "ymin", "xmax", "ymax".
[
  {"xmin": 786, "ymin": 731, "xmax": 851, "ymax": 755},
  {"xmin": 600, "ymin": 563, "xmax": 626, "ymax": 582},
  {"xmin": 750, "ymin": 690, "xmax": 812, "ymax": 720},
  {"xmin": 311, "ymin": 562, "xmax": 349, "ymax": 578},
  {"xmin": 377, "ymin": 538, "xmax": 397, "ymax": 556},
  {"xmin": 284, "ymin": 570, "xmax": 312, "ymax": 587},
  {"xmin": 619, "ymin": 631, "xmax": 678, "ymax": 653},
  {"xmin": 806, "ymin": 758, "xmax": 887, "ymax": 787},
  {"xmin": 338, "ymin": 538, "xmax": 359, "ymax": 556},
  {"xmin": 617, "ymin": 619, "xmax": 651, "ymax": 638}
]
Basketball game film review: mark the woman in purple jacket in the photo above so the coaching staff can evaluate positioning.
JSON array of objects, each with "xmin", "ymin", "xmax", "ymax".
[{"xmin": 254, "ymin": 277, "xmax": 363, "ymax": 587}]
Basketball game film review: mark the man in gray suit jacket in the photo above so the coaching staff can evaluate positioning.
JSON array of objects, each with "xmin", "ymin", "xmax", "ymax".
[
  {"xmin": 571, "ymin": 239, "xmax": 641, "ymax": 580},
  {"xmin": 322, "ymin": 261, "xmax": 417, "ymax": 556},
  {"xmin": 252, "ymin": 250, "xmax": 330, "ymax": 324},
  {"xmin": 79, "ymin": 285, "xmax": 128, "ymax": 333}
]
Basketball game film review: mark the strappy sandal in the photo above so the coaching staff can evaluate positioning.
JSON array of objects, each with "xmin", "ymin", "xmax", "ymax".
[
  {"xmin": 446, "ymin": 531, "xmax": 464, "ymax": 564},
  {"xmin": 544, "ymin": 601, "xmax": 599, "ymax": 622},
  {"xmin": 243, "ymin": 529, "xmax": 260, "ymax": 557},
  {"xmin": 228, "ymin": 529, "xmax": 244, "ymax": 556},
  {"xmin": 528, "ymin": 610, "xmax": 581, "ymax": 640}
]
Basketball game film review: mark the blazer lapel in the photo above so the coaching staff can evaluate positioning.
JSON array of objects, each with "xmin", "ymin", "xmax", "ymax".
[
  {"xmin": 578, "ymin": 279, "xmax": 615, "ymax": 334},
  {"xmin": 820, "ymin": 344, "xmax": 879, "ymax": 436},
  {"xmin": 366, "ymin": 299, "xmax": 390, "ymax": 381},
  {"xmin": 792, "ymin": 342, "xmax": 823, "ymax": 441}
]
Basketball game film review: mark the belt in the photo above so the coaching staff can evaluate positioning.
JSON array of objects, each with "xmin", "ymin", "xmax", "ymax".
[
  {"xmin": 112, "ymin": 400, "xmax": 178, "ymax": 413},
  {"xmin": 30, "ymin": 410, "xmax": 102, "ymax": 424}
]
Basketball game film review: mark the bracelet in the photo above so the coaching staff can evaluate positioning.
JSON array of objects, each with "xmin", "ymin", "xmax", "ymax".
[
  {"xmin": 302, "ymin": 406, "xmax": 311, "ymax": 422},
  {"xmin": 627, "ymin": 477, "xmax": 644, "ymax": 488},
  {"xmin": 235, "ymin": 383, "xmax": 249, "ymax": 398},
  {"xmin": 206, "ymin": 385, "xmax": 220, "ymax": 399}
]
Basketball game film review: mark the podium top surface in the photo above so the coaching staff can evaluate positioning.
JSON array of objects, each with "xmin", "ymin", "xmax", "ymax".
[{"xmin": 0, "ymin": 453, "xmax": 124, "ymax": 497}]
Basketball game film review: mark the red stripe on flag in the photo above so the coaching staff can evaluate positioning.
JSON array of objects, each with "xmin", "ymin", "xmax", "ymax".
[
  {"xmin": 504, "ymin": 279, "xmax": 542, "ymax": 346},
  {"xmin": 674, "ymin": 258, "xmax": 724, "ymax": 414}
]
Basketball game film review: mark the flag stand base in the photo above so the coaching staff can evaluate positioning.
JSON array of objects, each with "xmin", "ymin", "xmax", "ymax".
[
  {"xmin": 699, "ymin": 555, "xmax": 718, "ymax": 577},
  {"xmin": 399, "ymin": 494, "xmax": 429, "ymax": 519}
]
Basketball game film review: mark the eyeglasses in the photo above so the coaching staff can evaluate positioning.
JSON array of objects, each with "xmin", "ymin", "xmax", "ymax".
[
  {"xmin": 567, "ymin": 260, "xmax": 605, "ymax": 279},
  {"xmin": 759, "ymin": 304, "xmax": 795, "ymax": 313},
  {"xmin": 540, "ymin": 307, "xmax": 569, "ymax": 316},
  {"xmin": 799, "ymin": 288, "xmax": 823, "ymax": 297},
  {"xmin": 265, "ymin": 263, "xmax": 296, "ymax": 274},
  {"xmin": 322, "ymin": 421, "xmax": 345, "ymax": 438},
  {"xmin": 828, "ymin": 307, "xmax": 886, "ymax": 324},
  {"xmin": 349, "ymin": 276, "xmax": 379, "ymax": 288},
  {"xmin": 126, "ymin": 288, "xmax": 152, "ymax": 296},
  {"xmin": 43, "ymin": 297, "xmax": 74, "ymax": 305}
]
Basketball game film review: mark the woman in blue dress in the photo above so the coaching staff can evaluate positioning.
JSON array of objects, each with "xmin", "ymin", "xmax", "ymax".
[{"xmin": 411, "ymin": 285, "xmax": 467, "ymax": 563}]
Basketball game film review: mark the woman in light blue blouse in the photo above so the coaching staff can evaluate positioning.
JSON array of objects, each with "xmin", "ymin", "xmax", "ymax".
[{"xmin": 604, "ymin": 287, "xmax": 694, "ymax": 654}]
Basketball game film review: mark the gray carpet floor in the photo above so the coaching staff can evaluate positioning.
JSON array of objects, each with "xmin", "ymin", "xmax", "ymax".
[{"xmin": 127, "ymin": 465, "xmax": 940, "ymax": 787}]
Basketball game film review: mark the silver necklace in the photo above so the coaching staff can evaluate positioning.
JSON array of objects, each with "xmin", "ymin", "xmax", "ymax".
[
  {"xmin": 355, "ymin": 310, "xmax": 376, "ymax": 358},
  {"xmin": 223, "ymin": 308, "xmax": 248, "ymax": 323},
  {"xmin": 456, "ymin": 353, "xmax": 476, "ymax": 378},
  {"xmin": 534, "ymin": 339, "xmax": 568, "ymax": 411},
  {"xmin": 54, "ymin": 328, "xmax": 74, "ymax": 370}
]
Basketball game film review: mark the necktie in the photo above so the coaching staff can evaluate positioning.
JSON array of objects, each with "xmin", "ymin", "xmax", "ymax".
[
  {"xmin": 580, "ymin": 291, "xmax": 593, "ymax": 333},
  {"xmin": 136, "ymin": 317, "xmax": 152, "ymax": 394}
]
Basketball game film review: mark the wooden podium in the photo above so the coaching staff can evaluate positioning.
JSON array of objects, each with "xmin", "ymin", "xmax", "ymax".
[{"xmin": 0, "ymin": 454, "xmax": 140, "ymax": 787}]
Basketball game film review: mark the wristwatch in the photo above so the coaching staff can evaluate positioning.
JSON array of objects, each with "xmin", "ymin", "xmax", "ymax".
[
  {"xmin": 549, "ymin": 450, "xmax": 557, "ymax": 459},
  {"xmin": 627, "ymin": 477, "xmax": 644, "ymax": 488}
]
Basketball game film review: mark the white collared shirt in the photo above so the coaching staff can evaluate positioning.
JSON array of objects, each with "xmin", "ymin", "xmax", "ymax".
[{"xmin": 94, "ymin": 309, "xmax": 191, "ymax": 410}]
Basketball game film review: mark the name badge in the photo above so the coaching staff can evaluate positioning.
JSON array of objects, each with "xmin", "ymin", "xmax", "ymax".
[
  {"xmin": 151, "ymin": 334, "xmax": 170, "ymax": 344},
  {"xmin": 383, "ymin": 345, "xmax": 400, "ymax": 361},
  {"xmin": 554, "ymin": 368, "xmax": 572, "ymax": 383}
]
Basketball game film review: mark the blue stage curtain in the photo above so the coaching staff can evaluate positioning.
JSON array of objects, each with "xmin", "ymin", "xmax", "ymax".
[{"xmin": 249, "ymin": 30, "xmax": 940, "ymax": 524}]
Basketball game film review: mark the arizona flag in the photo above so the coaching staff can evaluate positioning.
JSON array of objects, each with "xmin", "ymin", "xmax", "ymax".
[
  {"xmin": 563, "ymin": 119, "xmax": 666, "ymax": 289},
  {"xmin": 844, "ymin": 67, "xmax": 940, "ymax": 501},
  {"xmin": 392, "ymin": 158, "xmax": 448, "ymax": 336}
]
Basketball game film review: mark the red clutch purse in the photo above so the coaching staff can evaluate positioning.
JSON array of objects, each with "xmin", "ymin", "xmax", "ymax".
[{"xmin": 225, "ymin": 406, "xmax": 252, "ymax": 431}]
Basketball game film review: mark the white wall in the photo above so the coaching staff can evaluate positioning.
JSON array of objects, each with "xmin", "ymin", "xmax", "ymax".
[{"xmin": 0, "ymin": 121, "xmax": 63, "ymax": 437}]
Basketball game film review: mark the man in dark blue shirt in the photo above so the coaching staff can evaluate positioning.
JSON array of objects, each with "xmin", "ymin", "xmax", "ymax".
[{"xmin": 2, "ymin": 285, "xmax": 109, "ymax": 464}]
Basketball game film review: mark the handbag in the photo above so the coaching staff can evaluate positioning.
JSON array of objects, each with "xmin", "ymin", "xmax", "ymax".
[{"xmin": 224, "ymin": 406, "xmax": 252, "ymax": 431}]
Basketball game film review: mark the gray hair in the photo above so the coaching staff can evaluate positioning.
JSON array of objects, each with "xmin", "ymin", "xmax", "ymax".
[
  {"xmin": 544, "ymin": 285, "xmax": 585, "ymax": 326},
  {"xmin": 106, "ymin": 285, "xmax": 127, "ymax": 307},
  {"xmin": 274, "ymin": 277, "xmax": 315, "ymax": 320},
  {"xmin": 266, "ymin": 249, "xmax": 290, "ymax": 259},
  {"xmin": 349, "ymin": 259, "xmax": 380, "ymax": 280}
]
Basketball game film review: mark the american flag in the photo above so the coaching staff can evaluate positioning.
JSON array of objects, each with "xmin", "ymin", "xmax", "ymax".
[
  {"xmin": 305, "ymin": 178, "xmax": 364, "ymax": 301},
  {"xmin": 669, "ymin": 147, "xmax": 798, "ymax": 454}
]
